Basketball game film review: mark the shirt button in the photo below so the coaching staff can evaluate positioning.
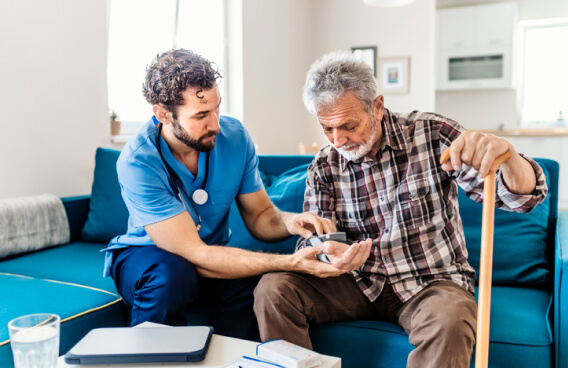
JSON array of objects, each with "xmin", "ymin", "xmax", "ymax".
[
  {"xmin": 383, "ymin": 256, "xmax": 389, "ymax": 262},
  {"xmin": 379, "ymin": 196, "xmax": 384, "ymax": 201},
  {"xmin": 384, "ymin": 228, "xmax": 389, "ymax": 233}
]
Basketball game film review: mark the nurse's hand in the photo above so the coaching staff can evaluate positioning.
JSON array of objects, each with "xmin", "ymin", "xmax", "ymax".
[{"xmin": 284, "ymin": 212, "xmax": 336, "ymax": 239}]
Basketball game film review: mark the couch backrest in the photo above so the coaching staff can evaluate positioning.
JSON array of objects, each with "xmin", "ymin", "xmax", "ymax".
[
  {"xmin": 81, "ymin": 148, "xmax": 128, "ymax": 242},
  {"xmin": 79, "ymin": 149, "xmax": 559, "ymax": 286}
]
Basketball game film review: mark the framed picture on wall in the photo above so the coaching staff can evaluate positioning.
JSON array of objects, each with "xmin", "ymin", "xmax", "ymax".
[
  {"xmin": 351, "ymin": 46, "xmax": 377, "ymax": 76},
  {"xmin": 378, "ymin": 56, "xmax": 410, "ymax": 94}
]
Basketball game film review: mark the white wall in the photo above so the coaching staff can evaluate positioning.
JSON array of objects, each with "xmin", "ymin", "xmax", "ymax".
[
  {"xmin": 240, "ymin": 0, "xmax": 316, "ymax": 154},
  {"xmin": 435, "ymin": 89, "xmax": 518, "ymax": 130},
  {"xmin": 226, "ymin": 0, "xmax": 244, "ymax": 123},
  {"xmin": 0, "ymin": 0, "xmax": 116, "ymax": 199},
  {"xmin": 435, "ymin": 0, "xmax": 568, "ymax": 130}
]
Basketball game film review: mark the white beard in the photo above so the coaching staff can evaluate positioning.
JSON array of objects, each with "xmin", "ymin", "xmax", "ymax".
[{"xmin": 333, "ymin": 118, "xmax": 379, "ymax": 161}]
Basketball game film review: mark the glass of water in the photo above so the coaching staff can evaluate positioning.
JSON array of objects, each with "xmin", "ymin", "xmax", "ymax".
[{"xmin": 8, "ymin": 313, "xmax": 60, "ymax": 368}]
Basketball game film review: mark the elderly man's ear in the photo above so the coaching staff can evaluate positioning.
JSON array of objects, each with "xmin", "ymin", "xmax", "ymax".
[{"xmin": 373, "ymin": 95, "xmax": 385, "ymax": 119}]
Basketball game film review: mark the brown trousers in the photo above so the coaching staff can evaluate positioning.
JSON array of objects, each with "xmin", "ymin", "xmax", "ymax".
[{"xmin": 253, "ymin": 272, "xmax": 477, "ymax": 368}]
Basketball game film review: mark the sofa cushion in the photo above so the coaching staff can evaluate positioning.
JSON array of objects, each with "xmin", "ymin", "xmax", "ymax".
[
  {"xmin": 475, "ymin": 285, "xmax": 552, "ymax": 367},
  {"xmin": 0, "ymin": 194, "xmax": 70, "ymax": 259},
  {"xmin": 459, "ymin": 163, "xmax": 551, "ymax": 286},
  {"xmin": 260, "ymin": 163, "xmax": 310, "ymax": 214},
  {"xmin": 0, "ymin": 273, "xmax": 125, "ymax": 366},
  {"xmin": 484, "ymin": 286, "xmax": 552, "ymax": 346},
  {"xmin": 81, "ymin": 148, "xmax": 129, "ymax": 242},
  {"xmin": 0, "ymin": 242, "xmax": 118, "ymax": 293},
  {"xmin": 311, "ymin": 320, "xmax": 412, "ymax": 368},
  {"xmin": 227, "ymin": 164, "xmax": 310, "ymax": 253}
]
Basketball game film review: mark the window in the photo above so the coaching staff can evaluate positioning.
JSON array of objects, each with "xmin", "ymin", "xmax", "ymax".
[
  {"xmin": 519, "ymin": 18, "xmax": 568, "ymax": 126},
  {"xmin": 107, "ymin": 0, "xmax": 227, "ymax": 135}
]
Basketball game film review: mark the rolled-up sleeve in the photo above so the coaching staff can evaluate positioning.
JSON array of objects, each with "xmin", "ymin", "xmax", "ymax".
[
  {"xmin": 457, "ymin": 154, "xmax": 548, "ymax": 213},
  {"xmin": 494, "ymin": 155, "xmax": 548, "ymax": 213}
]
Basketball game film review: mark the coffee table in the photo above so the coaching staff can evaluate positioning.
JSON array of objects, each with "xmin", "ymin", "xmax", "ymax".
[{"xmin": 57, "ymin": 333, "xmax": 341, "ymax": 368}]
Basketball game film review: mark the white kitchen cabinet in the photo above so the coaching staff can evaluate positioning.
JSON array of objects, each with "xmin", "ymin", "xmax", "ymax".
[
  {"xmin": 438, "ymin": 7, "xmax": 477, "ymax": 49},
  {"xmin": 436, "ymin": 2, "xmax": 517, "ymax": 91},
  {"xmin": 506, "ymin": 136, "xmax": 568, "ymax": 211},
  {"xmin": 477, "ymin": 2, "xmax": 516, "ymax": 47},
  {"xmin": 438, "ymin": 2, "xmax": 516, "ymax": 50}
]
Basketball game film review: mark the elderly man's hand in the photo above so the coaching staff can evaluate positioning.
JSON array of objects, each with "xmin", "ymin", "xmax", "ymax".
[
  {"xmin": 320, "ymin": 238, "xmax": 372, "ymax": 272},
  {"xmin": 291, "ymin": 239, "xmax": 372, "ymax": 278},
  {"xmin": 441, "ymin": 131, "xmax": 515, "ymax": 179}
]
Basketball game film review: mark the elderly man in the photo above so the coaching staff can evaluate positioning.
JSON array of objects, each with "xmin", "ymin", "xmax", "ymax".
[{"xmin": 253, "ymin": 50, "xmax": 547, "ymax": 367}]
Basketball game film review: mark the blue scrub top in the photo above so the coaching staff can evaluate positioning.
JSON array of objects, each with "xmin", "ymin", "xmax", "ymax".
[{"xmin": 103, "ymin": 115, "xmax": 263, "ymax": 277}]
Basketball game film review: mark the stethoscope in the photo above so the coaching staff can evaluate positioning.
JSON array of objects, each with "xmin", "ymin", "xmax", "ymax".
[{"xmin": 156, "ymin": 122, "xmax": 210, "ymax": 231}]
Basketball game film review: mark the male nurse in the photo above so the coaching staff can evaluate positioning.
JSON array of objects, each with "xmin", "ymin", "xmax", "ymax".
[{"xmin": 103, "ymin": 49, "xmax": 372, "ymax": 340}]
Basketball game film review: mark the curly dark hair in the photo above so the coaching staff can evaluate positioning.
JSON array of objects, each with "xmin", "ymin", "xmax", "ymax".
[{"xmin": 142, "ymin": 49, "xmax": 222, "ymax": 118}]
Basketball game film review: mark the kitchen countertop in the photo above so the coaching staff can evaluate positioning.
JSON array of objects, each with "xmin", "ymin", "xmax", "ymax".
[{"xmin": 474, "ymin": 127, "xmax": 568, "ymax": 136}]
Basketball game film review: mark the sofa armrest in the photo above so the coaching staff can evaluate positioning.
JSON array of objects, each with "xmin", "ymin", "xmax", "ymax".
[
  {"xmin": 61, "ymin": 196, "xmax": 91, "ymax": 243},
  {"xmin": 555, "ymin": 211, "xmax": 568, "ymax": 368}
]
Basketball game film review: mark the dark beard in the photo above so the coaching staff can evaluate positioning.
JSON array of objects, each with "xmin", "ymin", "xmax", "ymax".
[{"xmin": 171, "ymin": 118, "xmax": 218, "ymax": 152}]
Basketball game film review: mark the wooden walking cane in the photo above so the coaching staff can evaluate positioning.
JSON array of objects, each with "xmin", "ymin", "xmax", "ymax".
[{"xmin": 440, "ymin": 148, "xmax": 512, "ymax": 368}]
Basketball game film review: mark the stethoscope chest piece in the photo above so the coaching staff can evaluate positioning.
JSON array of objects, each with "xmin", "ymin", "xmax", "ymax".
[{"xmin": 192, "ymin": 189, "xmax": 209, "ymax": 205}]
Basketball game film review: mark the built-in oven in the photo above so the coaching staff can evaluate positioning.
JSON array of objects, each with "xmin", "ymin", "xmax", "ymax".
[{"xmin": 437, "ymin": 46, "xmax": 514, "ymax": 91}]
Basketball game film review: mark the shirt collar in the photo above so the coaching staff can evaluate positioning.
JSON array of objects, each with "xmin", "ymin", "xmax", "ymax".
[
  {"xmin": 380, "ymin": 108, "xmax": 408, "ymax": 152},
  {"xmin": 336, "ymin": 108, "xmax": 408, "ymax": 171}
]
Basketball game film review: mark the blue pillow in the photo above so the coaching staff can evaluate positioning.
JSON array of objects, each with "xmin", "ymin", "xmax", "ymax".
[
  {"xmin": 459, "ymin": 163, "xmax": 550, "ymax": 285},
  {"xmin": 81, "ymin": 148, "xmax": 129, "ymax": 242},
  {"xmin": 227, "ymin": 164, "xmax": 310, "ymax": 253}
]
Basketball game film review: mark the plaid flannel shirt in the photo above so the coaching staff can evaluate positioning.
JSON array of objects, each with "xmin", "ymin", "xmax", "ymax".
[{"xmin": 297, "ymin": 109, "xmax": 548, "ymax": 302}]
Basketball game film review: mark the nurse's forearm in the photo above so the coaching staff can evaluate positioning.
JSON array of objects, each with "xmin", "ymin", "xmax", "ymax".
[
  {"xmin": 188, "ymin": 243, "xmax": 345, "ymax": 279},
  {"xmin": 145, "ymin": 210, "xmax": 327, "ymax": 278},
  {"xmin": 246, "ymin": 205, "xmax": 291, "ymax": 242},
  {"xmin": 188, "ymin": 245, "xmax": 292, "ymax": 278}
]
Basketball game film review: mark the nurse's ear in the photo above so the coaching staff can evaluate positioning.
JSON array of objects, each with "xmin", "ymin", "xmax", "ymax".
[{"xmin": 153, "ymin": 104, "xmax": 173, "ymax": 125}]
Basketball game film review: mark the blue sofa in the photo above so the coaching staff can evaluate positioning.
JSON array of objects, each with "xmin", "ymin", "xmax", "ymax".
[{"xmin": 0, "ymin": 147, "xmax": 566, "ymax": 368}]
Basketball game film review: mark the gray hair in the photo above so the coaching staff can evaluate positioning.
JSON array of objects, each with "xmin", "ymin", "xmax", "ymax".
[{"xmin": 303, "ymin": 50, "xmax": 378, "ymax": 116}]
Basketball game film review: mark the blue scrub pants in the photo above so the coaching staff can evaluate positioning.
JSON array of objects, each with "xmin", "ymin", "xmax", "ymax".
[{"xmin": 109, "ymin": 245, "xmax": 260, "ymax": 341}]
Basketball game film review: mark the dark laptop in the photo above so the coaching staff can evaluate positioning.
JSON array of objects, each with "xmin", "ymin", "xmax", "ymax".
[{"xmin": 64, "ymin": 326, "xmax": 213, "ymax": 364}]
